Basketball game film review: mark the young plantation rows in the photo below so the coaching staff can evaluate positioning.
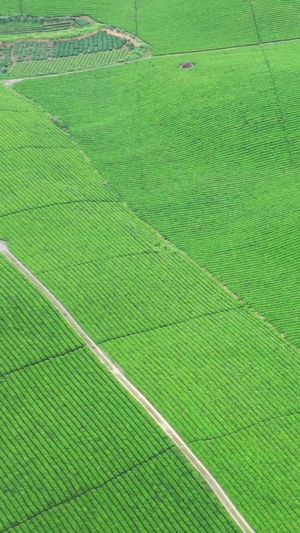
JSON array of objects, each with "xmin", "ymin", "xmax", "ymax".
[
  {"xmin": 0, "ymin": 82, "xmax": 300, "ymax": 531},
  {"xmin": 0, "ymin": 22, "xmax": 73, "ymax": 34},
  {"xmin": 0, "ymin": 257, "xmax": 238, "ymax": 533},
  {"xmin": 0, "ymin": 21, "xmax": 73, "ymax": 36},
  {"xmin": 8, "ymin": 49, "xmax": 131, "ymax": 78}
]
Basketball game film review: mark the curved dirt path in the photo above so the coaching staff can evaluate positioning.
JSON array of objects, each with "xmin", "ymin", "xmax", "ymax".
[{"xmin": 0, "ymin": 241, "xmax": 255, "ymax": 533}]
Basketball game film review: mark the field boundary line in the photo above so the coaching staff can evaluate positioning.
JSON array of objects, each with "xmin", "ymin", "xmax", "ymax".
[
  {"xmin": 2, "ymin": 446, "xmax": 174, "ymax": 532},
  {"xmin": 0, "ymin": 56, "xmax": 151, "ymax": 85},
  {"xmin": 248, "ymin": 0, "xmax": 262, "ymax": 43},
  {"xmin": 36, "ymin": 248, "xmax": 175, "ymax": 275},
  {"xmin": 0, "ymin": 345, "xmax": 84, "ymax": 379},
  {"xmin": 0, "ymin": 199, "xmax": 118, "ymax": 220},
  {"xmin": 0, "ymin": 240, "xmax": 255, "ymax": 533},
  {"xmin": 134, "ymin": 0, "xmax": 139, "ymax": 35},
  {"xmin": 261, "ymin": 46, "xmax": 294, "ymax": 164},
  {"xmin": 188, "ymin": 408, "xmax": 300, "ymax": 445},
  {"xmin": 102, "ymin": 305, "xmax": 244, "ymax": 344}
]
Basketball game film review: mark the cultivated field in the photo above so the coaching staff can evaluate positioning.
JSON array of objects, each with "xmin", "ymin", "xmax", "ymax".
[
  {"xmin": 0, "ymin": 1, "xmax": 20, "ymax": 15},
  {"xmin": 137, "ymin": 0, "xmax": 300, "ymax": 53},
  {"xmin": 1, "ymin": 254, "xmax": 240, "ymax": 532},
  {"xmin": 0, "ymin": 85, "xmax": 241, "ymax": 533},
  {"xmin": 22, "ymin": 44, "xmax": 299, "ymax": 347},
  {"xmin": 0, "ymin": 18, "xmax": 144, "ymax": 78},
  {"xmin": 1, "ymin": 1, "xmax": 300, "ymax": 532},
  {"xmin": 0, "ymin": 78, "xmax": 299, "ymax": 530}
]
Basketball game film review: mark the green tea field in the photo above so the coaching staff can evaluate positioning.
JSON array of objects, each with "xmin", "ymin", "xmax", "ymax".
[{"xmin": 1, "ymin": 1, "xmax": 300, "ymax": 532}]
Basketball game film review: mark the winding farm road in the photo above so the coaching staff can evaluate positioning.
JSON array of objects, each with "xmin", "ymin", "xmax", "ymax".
[{"xmin": 0, "ymin": 240, "xmax": 255, "ymax": 533}]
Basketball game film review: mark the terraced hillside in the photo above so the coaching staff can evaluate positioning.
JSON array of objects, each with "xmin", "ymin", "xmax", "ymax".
[
  {"xmin": 1, "ymin": 1, "xmax": 300, "ymax": 531},
  {"xmin": 0, "ymin": 16, "xmax": 145, "ymax": 78},
  {"xmin": 0, "ymin": 1, "xmax": 20, "ymax": 15}
]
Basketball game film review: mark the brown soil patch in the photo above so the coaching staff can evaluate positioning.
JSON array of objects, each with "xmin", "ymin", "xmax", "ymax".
[{"xmin": 180, "ymin": 62, "xmax": 195, "ymax": 69}]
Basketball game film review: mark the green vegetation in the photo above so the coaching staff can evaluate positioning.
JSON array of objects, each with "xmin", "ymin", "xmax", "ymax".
[
  {"xmin": 0, "ymin": 21, "xmax": 103, "ymax": 43},
  {"xmin": 3, "ymin": 0, "xmax": 300, "ymax": 54},
  {"xmin": 23, "ymin": 0, "xmax": 136, "ymax": 35},
  {"xmin": 0, "ymin": 255, "xmax": 238, "ymax": 532},
  {"xmin": 253, "ymin": 0, "xmax": 300, "ymax": 42},
  {"xmin": 0, "ymin": 85, "xmax": 114, "ymax": 214},
  {"xmin": 1, "ymin": 0, "xmax": 300, "ymax": 531},
  {"xmin": 13, "ymin": 31, "xmax": 128, "ymax": 62},
  {"xmin": 104, "ymin": 310, "xmax": 300, "ymax": 533},
  {"xmin": 0, "ymin": 76, "xmax": 299, "ymax": 530},
  {"xmin": 0, "ymin": 14, "xmax": 84, "ymax": 35},
  {"xmin": 0, "ymin": 257, "xmax": 81, "ymax": 374},
  {"xmin": 0, "ymin": 45, "xmax": 11, "ymax": 74},
  {"xmin": 137, "ymin": 0, "xmax": 258, "ymax": 54},
  {"xmin": 136, "ymin": 0, "xmax": 300, "ymax": 54},
  {"xmin": 21, "ymin": 45, "xmax": 300, "ymax": 348},
  {"xmin": 0, "ymin": 15, "xmax": 143, "ymax": 78},
  {"xmin": 0, "ymin": 1, "xmax": 20, "ymax": 16},
  {"xmin": 8, "ymin": 49, "xmax": 131, "ymax": 77},
  {"xmin": 0, "ymin": 21, "xmax": 46, "ymax": 34}
]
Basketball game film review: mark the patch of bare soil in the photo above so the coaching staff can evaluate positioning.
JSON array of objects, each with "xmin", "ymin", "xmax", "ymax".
[
  {"xmin": 103, "ymin": 27, "xmax": 140, "ymax": 46},
  {"xmin": 1, "ymin": 78, "xmax": 21, "ymax": 86},
  {"xmin": 180, "ymin": 62, "xmax": 195, "ymax": 69}
]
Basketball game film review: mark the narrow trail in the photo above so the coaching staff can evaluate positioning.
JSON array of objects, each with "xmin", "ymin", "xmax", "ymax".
[
  {"xmin": 0, "ymin": 240, "xmax": 255, "ymax": 533},
  {"xmin": 2, "ymin": 33, "xmax": 300, "ymax": 86}
]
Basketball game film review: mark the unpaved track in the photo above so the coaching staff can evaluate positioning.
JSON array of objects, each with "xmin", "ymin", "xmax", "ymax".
[{"xmin": 0, "ymin": 241, "xmax": 255, "ymax": 533}]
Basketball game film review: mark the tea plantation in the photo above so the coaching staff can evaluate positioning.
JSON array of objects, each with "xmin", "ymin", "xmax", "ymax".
[
  {"xmin": 1, "ymin": 1, "xmax": 136, "ymax": 35},
  {"xmin": 0, "ymin": 84, "xmax": 242, "ymax": 532},
  {"xmin": 1, "ymin": 0, "xmax": 300, "ymax": 532},
  {"xmin": 22, "ymin": 45, "xmax": 300, "ymax": 348},
  {"xmin": 1, "ymin": 257, "xmax": 239, "ymax": 533}
]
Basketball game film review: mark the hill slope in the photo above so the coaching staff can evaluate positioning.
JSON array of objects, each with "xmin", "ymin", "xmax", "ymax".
[{"xmin": 1, "ymin": 77, "xmax": 300, "ymax": 531}]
